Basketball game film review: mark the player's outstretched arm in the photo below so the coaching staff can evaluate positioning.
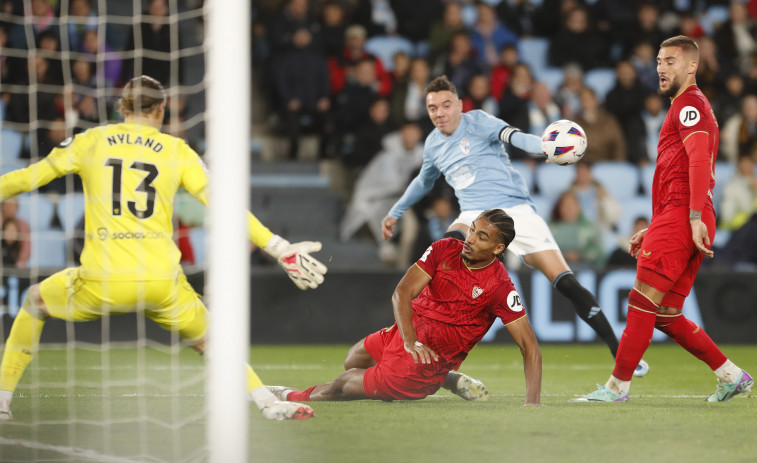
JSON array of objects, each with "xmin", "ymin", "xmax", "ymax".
[
  {"xmin": 506, "ymin": 317, "xmax": 543, "ymax": 406},
  {"xmin": 392, "ymin": 264, "xmax": 437, "ymax": 364},
  {"xmin": 381, "ymin": 215, "xmax": 398, "ymax": 240},
  {"xmin": 500, "ymin": 126, "xmax": 545, "ymax": 158},
  {"xmin": 264, "ymin": 235, "xmax": 328, "ymax": 290}
]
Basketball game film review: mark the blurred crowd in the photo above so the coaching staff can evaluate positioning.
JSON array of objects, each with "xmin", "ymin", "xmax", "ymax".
[{"xmin": 254, "ymin": 0, "xmax": 757, "ymax": 270}]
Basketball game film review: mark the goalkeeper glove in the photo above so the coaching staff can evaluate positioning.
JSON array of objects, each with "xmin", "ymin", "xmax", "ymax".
[{"xmin": 264, "ymin": 235, "xmax": 328, "ymax": 290}]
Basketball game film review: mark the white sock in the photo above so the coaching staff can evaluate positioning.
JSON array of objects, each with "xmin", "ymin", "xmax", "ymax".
[
  {"xmin": 714, "ymin": 359, "xmax": 741, "ymax": 383},
  {"xmin": 249, "ymin": 386, "xmax": 277, "ymax": 410},
  {"xmin": 0, "ymin": 390, "xmax": 13, "ymax": 410},
  {"xmin": 605, "ymin": 376, "xmax": 630, "ymax": 396}
]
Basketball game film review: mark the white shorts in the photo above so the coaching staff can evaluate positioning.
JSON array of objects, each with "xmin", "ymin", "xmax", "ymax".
[{"xmin": 452, "ymin": 204, "xmax": 559, "ymax": 256}]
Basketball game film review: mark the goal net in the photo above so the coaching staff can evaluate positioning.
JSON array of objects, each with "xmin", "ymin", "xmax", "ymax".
[{"xmin": 0, "ymin": 1, "xmax": 247, "ymax": 461}]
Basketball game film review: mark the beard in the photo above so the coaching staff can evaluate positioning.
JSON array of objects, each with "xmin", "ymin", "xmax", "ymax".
[{"xmin": 658, "ymin": 77, "xmax": 680, "ymax": 98}]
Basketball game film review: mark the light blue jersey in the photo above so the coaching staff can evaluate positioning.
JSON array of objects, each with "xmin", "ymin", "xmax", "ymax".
[{"xmin": 388, "ymin": 110, "xmax": 544, "ymax": 218}]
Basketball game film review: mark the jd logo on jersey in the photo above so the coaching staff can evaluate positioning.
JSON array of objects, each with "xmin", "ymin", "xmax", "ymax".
[{"xmin": 680, "ymin": 106, "xmax": 700, "ymax": 127}]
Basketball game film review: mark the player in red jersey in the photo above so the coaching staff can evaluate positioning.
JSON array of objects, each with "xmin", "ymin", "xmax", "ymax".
[
  {"xmin": 268, "ymin": 209, "xmax": 542, "ymax": 406},
  {"xmin": 577, "ymin": 36, "xmax": 752, "ymax": 403}
]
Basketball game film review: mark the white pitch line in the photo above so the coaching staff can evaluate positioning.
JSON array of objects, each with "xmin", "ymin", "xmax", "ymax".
[{"xmin": 0, "ymin": 437, "xmax": 142, "ymax": 463}]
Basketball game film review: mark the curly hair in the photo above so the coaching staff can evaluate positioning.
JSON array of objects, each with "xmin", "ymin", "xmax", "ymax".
[{"xmin": 117, "ymin": 75, "xmax": 166, "ymax": 117}]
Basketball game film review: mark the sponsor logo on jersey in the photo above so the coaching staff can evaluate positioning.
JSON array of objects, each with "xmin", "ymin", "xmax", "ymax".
[
  {"xmin": 507, "ymin": 290, "xmax": 523, "ymax": 312},
  {"xmin": 101, "ymin": 230, "xmax": 166, "ymax": 240},
  {"xmin": 97, "ymin": 227, "xmax": 108, "ymax": 241},
  {"xmin": 460, "ymin": 138, "xmax": 470, "ymax": 155},
  {"xmin": 679, "ymin": 106, "xmax": 700, "ymax": 127},
  {"xmin": 441, "ymin": 261, "xmax": 452, "ymax": 270},
  {"xmin": 472, "ymin": 285, "xmax": 484, "ymax": 299},
  {"xmin": 641, "ymin": 250, "xmax": 651, "ymax": 257}
]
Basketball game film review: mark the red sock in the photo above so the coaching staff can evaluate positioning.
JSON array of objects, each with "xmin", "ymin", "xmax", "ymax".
[
  {"xmin": 655, "ymin": 315, "xmax": 727, "ymax": 370},
  {"xmin": 287, "ymin": 385, "xmax": 317, "ymax": 402},
  {"xmin": 613, "ymin": 289, "xmax": 657, "ymax": 381}
]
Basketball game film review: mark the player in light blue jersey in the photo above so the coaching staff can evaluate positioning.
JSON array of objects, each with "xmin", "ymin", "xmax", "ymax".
[{"xmin": 381, "ymin": 75, "xmax": 648, "ymax": 378}]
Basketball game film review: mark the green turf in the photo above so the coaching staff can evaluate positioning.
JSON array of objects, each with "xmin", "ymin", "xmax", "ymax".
[{"xmin": 0, "ymin": 344, "xmax": 755, "ymax": 462}]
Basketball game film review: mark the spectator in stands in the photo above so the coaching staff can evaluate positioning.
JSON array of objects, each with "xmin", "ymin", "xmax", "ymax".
[
  {"xmin": 714, "ymin": 73, "xmax": 745, "ymax": 125},
  {"xmin": 620, "ymin": 2, "xmax": 663, "ymax": 58},
  {"xmin": 721, "ymin": 94, "xmax": 757, "ymax": 164},
  {"xmin": 641, "ymin": 93, "xmax": 666, "ymax": 165},
  {"xmin": 271, "ymin": 26, "xmax": 331, "ymax": 160},
  {"xmin": 0, "ymin": 198, "xmax": 30, "ymax": 268},
  {"xmin": 569, "ymin": 162, "xmax": 622, "ymax": 231},
  {"xmin": 123, "ymin": 0, "xmax": 179, "ymax": 87},
  {"xmin": 1, "ymin": 218, "xmax": 22, "ymax": 267},
  {"xmin": 462, "ymin": 74, "xmax": 498, "ymax": 116},
  {"xmin": 4, "ymin": 56, "xmax": 62, "ymax": 130},
  {"xmin": 432, "ymin": 31, "xmax": 484, "ymax": 97},
  {"xmin": 498, "ymin": 63, "xmax": 533, "ymax": 160},
  {"xmin": 67, "ymin": 0, "xmax": 98, "ymax": 52},
  {"xmin": 347, "ymin": 97, "xmax": 395, "ymax": 171},
  {"xmin": 320, "ymin": 0, "xmax": 346, "ymax": 58},
  {"xmin": 389, "ymin": 57, "xmax": 431, "ymax": 131},
  {"xmin": 629, "ymin": 40, "xmax": 659, "ymax": 93},
  {"xmin": 719, "ymin": 153, "xmax": 757, "ymax": 232},
  {"xmin": 7, "ymin": 0, "xmax": 58, "ymax": 50},
  {"xmin": 468, "ymin": 2, "xmax": 518, "ymax": 68},
  {"xmin": 80, "ymin": 29, "xmax": 122, "ymax": 88},
  {"xmin": 351, "ymin": 0, "xmax": 398, "ymax": 37},
  {"xmin": 36, "ymin": 30, "xmax": 63, "ymax": 86},
  {"xmin": 575, "ymin": 87, "xmax": 626, "ymax": 162},
  {"xmin": 489, "ymin": 44, "xmax": 518, "ymax": 102},
  {"xmin": 328, "ymin": 24, "xmax": 392, "ymax": 97},
  {"xmin": 426, "ymin": 194, "xmax": 457, "ymax": 243},
  {"xmin": 340, "ymin": 121, "xmax": 424, "ymax": 268},
  {"xmin": 554, "ymin": 63, "xmax": 585, "ymax": 119},
  {"xmin": 696, "ymin": 36, "xmax": 725, "ymax": 101},
  {"xmin": 70, "ymin": 58, "xmax": 100, "ymax": 124},
  {"xmin": 605, "ymin": 216, "xmax": 649, "ymax": 269},
  {"xmin": 269, "ymin": 0, "xmax": 321, "ymax": 54},
  {"xmin": 334, "ymin": 58, "xmax": 382, "ymax": 157},
  {"xmin": 605, "ymin": 60, "xmax": 649, "ymax": 165},
  {"xmin": 714, "ymin": 0, "xmax": 756, "ymax": 75},
  {"xmin": 677, "ymin": 12, "xmax": 707, "ymax": 41},
  {"xmin": 390, "ymin": 51, "xmax": 411, "ymax": 88},
  {"xmin": 427, "ymin": 2, "xmax": 466, "ymax": 66},
  {"xmin": 548, "ymin": 190, "xmax": 605, "ymax": 269},
  {"xmin": 548, "ymin": 6, "xmax": 609, "ymax": 71},
  {"xmin": 527, "ymin": 81, "xmax": 561, "ymax": 137},
  {"xmin": 391, "ymin": 0, "xmax": 442, "ymax": 44}
]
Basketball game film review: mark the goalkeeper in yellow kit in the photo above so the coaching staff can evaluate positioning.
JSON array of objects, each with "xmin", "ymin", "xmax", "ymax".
[{"xmin": 0, "ymin": 76, "xmax": 326, "ymax": 421}]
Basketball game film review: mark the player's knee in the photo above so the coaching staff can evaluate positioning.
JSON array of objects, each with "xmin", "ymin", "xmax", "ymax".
[
  {"xmin": 22, "ymin": 285, "xmax": 49, "ymax": 320},
  {"xmin": 443, "ymin": 229, "xmax": 466, "ymax": 241}
]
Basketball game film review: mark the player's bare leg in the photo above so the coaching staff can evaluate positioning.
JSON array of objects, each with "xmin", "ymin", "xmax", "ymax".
[{"xmin": 343, "ymin": 338, "xmax": 376, "ymax": 370}]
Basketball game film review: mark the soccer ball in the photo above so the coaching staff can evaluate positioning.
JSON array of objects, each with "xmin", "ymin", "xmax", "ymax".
[{"xmin": 541, "ymin": 120, "xmax": 587, "ymax": 165}]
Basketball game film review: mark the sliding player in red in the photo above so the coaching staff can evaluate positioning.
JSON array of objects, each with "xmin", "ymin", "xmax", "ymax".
[{"xmin": 577, "ymin": 36, "xmax": 752, "ymax": 403}]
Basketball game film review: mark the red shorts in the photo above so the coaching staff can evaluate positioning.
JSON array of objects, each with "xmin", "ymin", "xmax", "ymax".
[
  {"xmin": 636, "ymin": 205, "xmax": 715, "ymax": 309},
  {"xmin": 362, "ymin": 324, "xmax": 449, "ymax": 401}
]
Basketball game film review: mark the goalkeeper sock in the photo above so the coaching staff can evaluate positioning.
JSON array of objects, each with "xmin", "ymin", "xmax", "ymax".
[
  {"xmin": 553, "ymin": 271, "xmax": 619, "ymax": 357},
  {"xmin": 0, "ymin": 308, "xmax": 46, "ymax": 392},
  {"xmin": 287, "ymin": 386, "xmax": 317, "ymax": 402}
]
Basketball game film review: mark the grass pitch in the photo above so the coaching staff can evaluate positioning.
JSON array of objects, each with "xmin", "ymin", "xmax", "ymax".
[{"xmin": 0, "ymin": 344, "xmax": 755, "ymax": 463}]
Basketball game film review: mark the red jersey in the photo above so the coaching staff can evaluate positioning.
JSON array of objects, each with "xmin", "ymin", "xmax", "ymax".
[
  {"xmin": 653, "ymin": 85, "xmax": 718, "ymax": 216},
  {"xmin": 413, "ymin": 238, "xmax": 526, "ymax": 367}
]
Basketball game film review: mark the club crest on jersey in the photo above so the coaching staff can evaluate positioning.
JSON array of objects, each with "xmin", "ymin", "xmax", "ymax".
[
  {"xmin": 679, "ymin": 106, "xmax": 700, "ymax": 127},
  {"xmin": 472, "ymin": 285, "xmax": 484, "ymax": 299},
  {"xmin": 460, "ymin": 138, "xmax": 470, "ymax": 155}
]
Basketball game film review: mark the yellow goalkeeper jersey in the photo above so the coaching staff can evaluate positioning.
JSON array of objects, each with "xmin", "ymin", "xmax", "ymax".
[{"xmin": 0, "ymin": 121, "xmax": 274, "ymax": 280}]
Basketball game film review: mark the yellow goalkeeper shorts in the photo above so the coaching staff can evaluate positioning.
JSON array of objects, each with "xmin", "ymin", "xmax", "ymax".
[{"xmin": 39, "ymin": 267, "xmax": 208, "ymax": 343}]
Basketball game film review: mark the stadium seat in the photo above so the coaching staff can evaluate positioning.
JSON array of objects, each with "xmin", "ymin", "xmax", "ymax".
[
  {"xmin": 16, "ymin": 193, "xmax": 57, "ymax": 230},
  {"xmin": 535, "ymin": 163, "xmax": 576, "ymax": 205},
  {"xmin": 640, "ymin": 163, "xmax": 655, "ymax": 197},
  {"xmin": 518, "ymin": 37, "xmax": 550, "ymax": 76},
  {"xmin": 58, "ymin": 193, "xmax": 86, "ymax": 236},
  {"xmin": 584, "ymin": 68, "xmax": 616, "ymax": 102},
  {"xmin": 534, "ymin": 67, "xmax": 565, "ymax": 94},
  {"xmin": 617, "ymin": 196, "xmax": 652, "ymax": 238},
  {"xmin": 592, "ymin": 162, "xmax": 640, "ymax": 201},
  {"xmin": 713, "ymin": 162, "xmax": 735, "ymax": 213},
  {"xmin": 29, "ymin": 230, "xmax": 66, "ymax": 269},
  {"xmin": 1, "ymin": 129, "xmax": 24, "ymax": 162},
  {"xmin": 364, "ymin": 35, "xmax": 415, "ymax": 70},
  {"xmin": 510, "ymin": 160, "xmax": 535, "ymax": 192},
  {"xmin": 701, "ymin": 6, "xmax": 730, "ymax": 35}
]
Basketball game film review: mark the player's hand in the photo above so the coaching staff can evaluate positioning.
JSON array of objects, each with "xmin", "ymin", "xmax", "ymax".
[
  {"xmin": 264, "ymin": 235, "xmax": 328, "ymax": 290},
  {"xmin": 404, "ymin": 340, "xmax": 439, "ymax": 365},
  {"xmin": 628, "ymin": 228, "xmax": 648, "ymax": 258},
  {"xmin": 690, "ymin": 219, "xmax": 714, "ymax": 258},
  {"xmin": 381, "ymin": 216, "xmax": 397, "ymax": 240}
]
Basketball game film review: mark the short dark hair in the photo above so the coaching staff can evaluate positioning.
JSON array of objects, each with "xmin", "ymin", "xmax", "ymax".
[
  {"xmin": 426, "ymin": 75, "xmax": 458, "ymax": 97},
  {"xmin": 660, "ymin": 35, "xmax": 699, "ymax": 60},
  {"xmin": 479, "ymin": 209, "xmax": 516, "ymax": 249},
  {"xmin": 117, "ymin": 75, "xmax": 166, "ymax": 117}
]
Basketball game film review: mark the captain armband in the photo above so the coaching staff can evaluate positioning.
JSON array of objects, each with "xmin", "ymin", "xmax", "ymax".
[{"xmin": 499, "ymin": 126, "xmax": 522, "ymax": 144}]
